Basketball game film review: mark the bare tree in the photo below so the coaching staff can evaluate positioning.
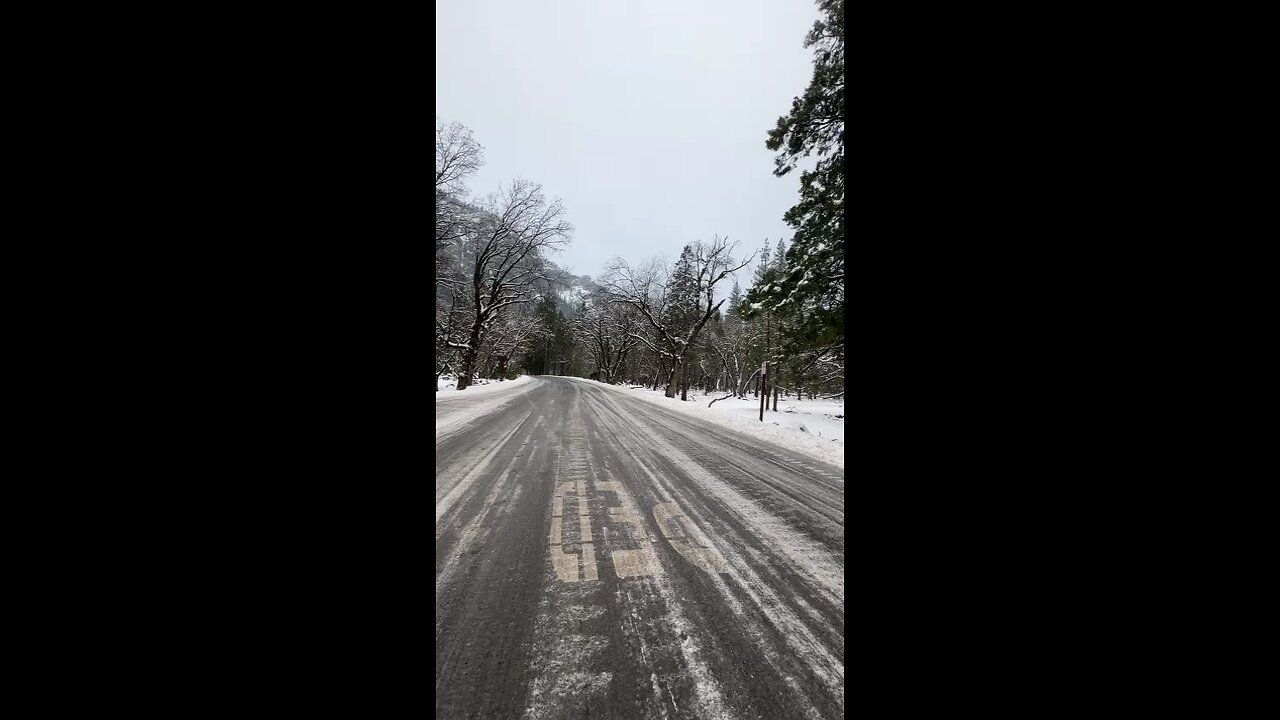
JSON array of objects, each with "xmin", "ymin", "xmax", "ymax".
[
  {"xmin": 455, "ymin": 179, "xmax": 572, "ymax": 390},
  {"xmin": 577, "ymin": 291, "xmax": 641, "ymax": 384},
  {"xmin": 709, "ymin": 318, "xmax": 748, "ymax": 397},
  {"xmin": 603, "ymin": 236, "xmax": 754, "ymax": 401},
  {"xmin": 488, "ymin": 307, "xmax": 544, "ymax": 380},
  {"xmin": 436, "ymin": 118, "xmax": 485, "ymax": 254},
  {"xmin": 436, "ymin": 117, "xmax": 484, "ymax": 197}
]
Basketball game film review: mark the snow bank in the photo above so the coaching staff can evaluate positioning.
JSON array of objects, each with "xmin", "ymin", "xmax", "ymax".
[
  {"xmin": 436, "ymin": 374, "xmax": 532, "ymax": 397},
  {"xmin": 436, "ymin": 375, "xmax": 540, "ymax": 441},
  {"xmin": 564, "ymin": 378, "xmax": 844, "ymax": 469}
]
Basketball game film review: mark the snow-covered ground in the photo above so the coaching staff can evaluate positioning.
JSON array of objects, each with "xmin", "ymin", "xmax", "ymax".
[
  {"xmin": 436, "ymin": 375, "xmax": 541, "ymax": 441},
  {"xmin": 561, "ymin": 377, "xmax": 844, "ymax": 469},
  {"xmin": 436, "ymin": 374, "xmax": 532, "ymax": 396}
]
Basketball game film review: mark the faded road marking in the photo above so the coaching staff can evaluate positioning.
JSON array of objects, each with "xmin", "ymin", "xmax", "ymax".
[
  {"xmin": 612, "ymin": 548, "xmax": 664, "ymax": 578},
  {"xmin": 580, "ymin": 541, "xmax": 598, "ymax": 581},
  {"xmin": 550, "ymin": 478, "xmax": 598, "ymax": 582},
  {"xmin": 551, "ymin": 545, "xmax": 580, "ymax": 582},
  {"xmin": 557, "ymin": 480, "xmax": 585, "ymax": 497},
  {"xmin": 654, "ymin": 502, "xmax": 730, "ymax": 574},
  {"xmin": 608, "ymin": 507, "xmax": 646, "ymax": 536},
  {"xmin": 607, "ymin": 505, "xmax": 664, "ymax": 579}
]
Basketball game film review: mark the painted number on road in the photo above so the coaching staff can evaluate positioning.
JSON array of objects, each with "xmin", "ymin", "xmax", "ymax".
[
  {"xmin": 597, "ymin": 480, "xmax": 662, "ymax": 579},
  {"xmin": 550, "ymin": 480, "xmax": 728, "ymax": 581},
  {"xmin": 550, "ymin": 480, "xmax": 598, "ymax": 582},
  {"xmin": 653, "ymin": 502, "xmax": 730, "ymax": 574}
]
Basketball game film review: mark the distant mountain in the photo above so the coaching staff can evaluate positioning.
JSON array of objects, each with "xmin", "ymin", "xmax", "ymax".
[{"xmin": 542, "ymin": 261, "xmax": 601, "ymax": 316}]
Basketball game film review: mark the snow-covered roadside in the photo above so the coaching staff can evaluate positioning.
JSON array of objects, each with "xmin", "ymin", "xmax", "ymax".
[
  {"xmin": 436, "ymin": 374, "xmax": 533, "ymax": 397},
  {"xmin": 436, "ymin": 375, "xmax": 540, "ymax": 441},
  {"xmin": 562, "ymin": 377, "xmax": 844, "ymax": 470}
]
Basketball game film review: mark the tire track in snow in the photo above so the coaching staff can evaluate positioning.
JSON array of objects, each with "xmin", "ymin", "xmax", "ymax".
[
  {"xmin": 436, "ymin": 377, "xmax": 845, "ymax": 719},
  {"xmin": 436, "ymin": 380, "xmax": 565, "ymax": 719},
  {"xmin": 580, "ymin": 384, "xmax": 844, "ymax": 717},
  {"xmin": 435, "ymin": 377, "xmax": 542, "ymax": 443},
  {"xmin": 436, "ymin": 408, "xmax": 537, "ymax": 525},
  {"xmin": 586, "ymin": 386, "xmax": 845, "ymax": 608},
  {"xmin": 523, "ymin": 395, "xmax": 734, "ymax": 720}
]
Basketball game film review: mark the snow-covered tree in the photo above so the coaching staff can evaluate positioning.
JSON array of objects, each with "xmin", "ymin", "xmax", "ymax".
[
  {"xmin": 747, "ymin": 0, "xmax": 844, "ymax": 400},
  {"xmin": 603, "ymin": 236, "xmax": 754, "ymax": 401},
  {"xmin": 452, "ymin": 179, "xmax": 572, "ymax": 389},
  {"xmin": 577, "ymin": 290, "xmax": 641, "ymax": 384}
]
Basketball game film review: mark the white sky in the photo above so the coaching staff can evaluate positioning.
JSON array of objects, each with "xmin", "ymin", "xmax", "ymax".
[{"xmin": 436, "ymin": 0, "xmax": 821, "ymax": 284}]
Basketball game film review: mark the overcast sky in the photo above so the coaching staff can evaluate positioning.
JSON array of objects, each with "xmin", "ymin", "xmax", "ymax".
[{"xmin": 436, "ymin": 0, "xmax": 820, "ymax": 284}]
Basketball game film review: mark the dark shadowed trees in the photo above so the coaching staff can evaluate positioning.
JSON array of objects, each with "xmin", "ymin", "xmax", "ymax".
[{"xmin": 455, "ymin": 179, "xmax": 572, "ymax": 389}]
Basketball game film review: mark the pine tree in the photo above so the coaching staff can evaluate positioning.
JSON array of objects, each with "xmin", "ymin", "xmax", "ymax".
[
  {"xmin": 752, "ymin": 240, "xmax": 772, "ymax": 289},
  {"xmin": 663, "ymin": 245, "xmax": 700, "ymax": 397},
  {"xmin": 726, "ymin": 279, "xmax": 743, "ymax": 318},
  {"xmin": 758, "ymin": 0, "xmax": 844, "ymax": 350},
  {"xmin": 734, "ymin": 0, "xmax": 845, "ymax": 402}
]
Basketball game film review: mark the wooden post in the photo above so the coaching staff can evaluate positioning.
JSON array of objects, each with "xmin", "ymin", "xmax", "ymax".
[{"xmin": 759, "ymin": 362, "xmax": 767, "ymax": 421}]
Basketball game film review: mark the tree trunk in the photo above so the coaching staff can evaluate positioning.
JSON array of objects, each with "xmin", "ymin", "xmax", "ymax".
[
  {"xmin": 665, "ymin": 361, "xmax": 679, "ymax": 398},
  {"xmin": 772, "ymin": 385, "xmax": 779, "ymax": 412},
  {"xmin": 457, "ymin": 323, "xmax": 483, "ymax": 390},
  {"xmin": 458, "ymin": 347, "xmax": 478, "ymax": 390},
  {"xmin": 496, "ymin": 355, "xmax": 508, "ymax": 381},
  {"xmin": 678, "ymin": 359, "xmax": 688, "ymax": 401}
]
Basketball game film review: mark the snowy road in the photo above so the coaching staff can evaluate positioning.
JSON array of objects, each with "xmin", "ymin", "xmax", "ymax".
[{"xmin": 435, "ymin": 376, "xmax": 844, "ymax": 719}]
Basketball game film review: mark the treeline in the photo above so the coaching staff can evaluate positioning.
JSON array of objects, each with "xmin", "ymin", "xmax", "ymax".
[
  {"xmin": 561, "ymin": 235, "xmax": 843, "ymax": 404},
  {"xmin": 434, "ymin": 117, "xmax": 574, "ymax": 390}
]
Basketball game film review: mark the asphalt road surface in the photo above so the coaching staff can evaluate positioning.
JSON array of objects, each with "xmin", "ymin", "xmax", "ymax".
[{"xmin": 436, "ymin": 376, "xmax": 844, "ymax": 719}]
